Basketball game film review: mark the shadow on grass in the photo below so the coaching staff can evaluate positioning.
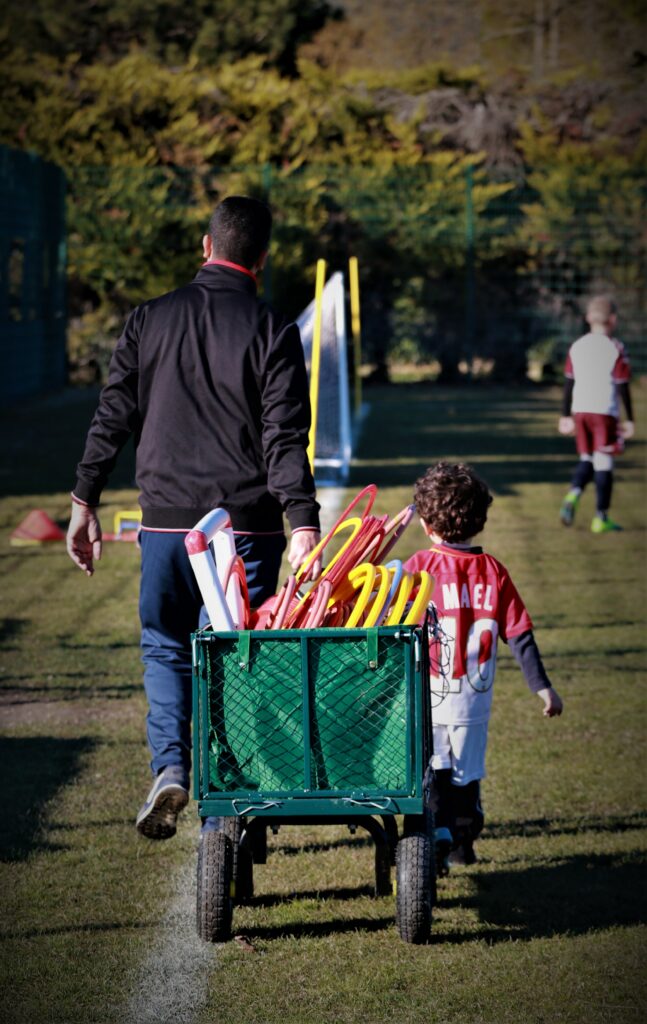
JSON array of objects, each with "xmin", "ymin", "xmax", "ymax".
[
  {"xmin": 0, "ymin": 618, "xmax": 30, "ymax": 650},
  {"xmin": 239, "ymin": 915, "xmax": 391, "ymax": 941},
  {"xmin": 0, "ymin": 918, "xmax": 160, "ymax": 941},
  {"xmin": 44, "ymin": 817, "xmax": 133, "ymax": 832},
  {"xmin": 472, "ymin": 849, "xmax": 647, "ymax": 940},
  {"xmin": 271, "ymin": 834, "xmax": 373, "ymax": 857},
  {"xmin": 250, "ymin": 811, "xmax": 647, "ymax": 944},
  {"xmin": 484, "ymin": 811, "xmax": 647, "ymax": 840},
  {"xmin": 58, "ymin": 639, "xmax": 140, "ymax": 651},
  {"xmin": 352, "ymin": 455, "xmax": 578, "ymax": 494},
  {"xmin": 352, "ymin": 383, "xmax": 646, "ymax": 493},
  {"xmin": 2, "ymin": 381, "xmax": 642, "ymax": 503},
  {"xmin": 0, "ymin": 387, "xmax": 137, "ymax": 499},
  {"xmin": 0, "ymin": 736, "xmax": 96, "ymax": 862},
  {"xmin": 2, "ymin": 679, "xmax": 141, "ymax": 699},
  {"xmin": 248, "ymin": 849, "xmax": 647, "ymax": 945},
  {"xmin": 246, "ymin": 883, "xmax": 376, "ymax": 909}
]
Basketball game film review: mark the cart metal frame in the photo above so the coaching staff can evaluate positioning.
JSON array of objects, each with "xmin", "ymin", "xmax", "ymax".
[{"xmin": 192, "ymin": 623, "xmax": 436, "ymax": 943}]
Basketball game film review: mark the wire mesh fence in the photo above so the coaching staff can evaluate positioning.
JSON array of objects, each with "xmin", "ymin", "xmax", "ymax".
[
  {"xmin": 196, "ymin": 629, "xmax": 416, "ymax": 797},
  {"xmin": 0, "ymin": 146, "xmax": 67, "ymax": 402},
  {"xmin": 66, "ymin": 160, "xmax": 646, "ymax": 377},
  {"xmin": 3, "ymin": 148, "xmax": 645, "ymax": 393}
]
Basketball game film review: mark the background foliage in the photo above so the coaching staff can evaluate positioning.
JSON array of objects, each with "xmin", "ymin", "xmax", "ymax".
[{"xmin": 1, "ymin": 0, "xmax": 645, "ymax": 380}]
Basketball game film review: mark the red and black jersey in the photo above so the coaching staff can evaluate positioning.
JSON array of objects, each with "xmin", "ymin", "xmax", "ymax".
[
  {"xmin": 404, "ymin": 543, "xmax": 533, "ymax": 725},
  {"xmin": 565, "ymin": 332, "xmax": 631, "ymax": 417}
]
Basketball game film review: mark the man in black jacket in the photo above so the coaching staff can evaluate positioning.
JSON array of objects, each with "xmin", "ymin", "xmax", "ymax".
[{"xmin": 67, "ymin": 196, "xmax": 321, "ymax": 839}]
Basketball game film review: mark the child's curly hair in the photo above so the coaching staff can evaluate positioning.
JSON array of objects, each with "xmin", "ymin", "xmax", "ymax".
[{"xmin": 414, "ymin": 462, "xmax": 492, "ymax": 543}]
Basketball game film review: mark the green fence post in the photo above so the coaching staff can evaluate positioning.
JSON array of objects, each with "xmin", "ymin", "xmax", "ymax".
[
  {"xmin": 0, "ymin": 145, "xmax": 67, "ymax": 401},
  {"xmin": 464, "ymin": 164, "xmax": 476, "ymax": 376}
]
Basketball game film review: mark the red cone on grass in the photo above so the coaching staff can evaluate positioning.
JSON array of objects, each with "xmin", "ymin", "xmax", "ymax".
[{"xmin": 10, "ymin": 510, "xmax": 66, "ymax": 546}]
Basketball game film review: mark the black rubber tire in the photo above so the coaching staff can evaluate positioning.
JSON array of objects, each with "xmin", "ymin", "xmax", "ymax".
[
  {"xmin": 222, "ymin": 818, "xmax": 243, "ymax": 880},
  {"xmin": 395, "ymin": 833, "xmax": 432, "ymax": 944},
  {"xmin": 196, "ymin": 831, "xmax": 233, "ymax": 942},
  {"xmin": 375, "ymin": 840, "xmax": 392, "ymax": 896},
  {"xmin": 222, "ymin": 817, "xmax": 254, "ymax": 902}
]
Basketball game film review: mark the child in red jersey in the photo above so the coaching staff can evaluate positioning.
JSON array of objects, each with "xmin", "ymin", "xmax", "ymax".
[
  {"xmin": 558, "ymin": 295, "xmax": 634, "ymax": 533},
  {"xmin": 404, "ymin": 462, "xmax": 563, "ymax": 870}
]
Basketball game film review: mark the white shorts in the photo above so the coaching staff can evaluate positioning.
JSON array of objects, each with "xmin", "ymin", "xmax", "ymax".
[{"xmin": 431, "ymin": 722, "xmax": 489, "ymax": 785}]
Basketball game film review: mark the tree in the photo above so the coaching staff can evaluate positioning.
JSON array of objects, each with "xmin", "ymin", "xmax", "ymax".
[
  {"xmin": 2, "ymin": 1, "xmax": 644, "ymax": 382},
  {"xmin": 2, "ymin": 0, "xmax": 338, "ymax": 72},
  {"xmin": 515, "ymin": 121, "xmax": 647, "ymax": 364}
]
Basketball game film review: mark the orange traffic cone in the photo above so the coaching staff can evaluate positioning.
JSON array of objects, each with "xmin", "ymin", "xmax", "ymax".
[{"xmin": 10, "ymin": 510, "xmax": 66, "ymax": 546}]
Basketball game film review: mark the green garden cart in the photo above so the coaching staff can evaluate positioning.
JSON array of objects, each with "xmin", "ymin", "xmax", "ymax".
[{"xmin": 192, "ymin": 621, "xmax": 437, "ymax": 944}]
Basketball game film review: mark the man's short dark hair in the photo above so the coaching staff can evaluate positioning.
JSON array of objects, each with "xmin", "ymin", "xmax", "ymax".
[
  {"xmin": 209, "ymin": 196, "xmax": 272, "ymax": 269},
  {"xmin": 414, "ymin": 462, "xmax": 492, "ymax": 543}
]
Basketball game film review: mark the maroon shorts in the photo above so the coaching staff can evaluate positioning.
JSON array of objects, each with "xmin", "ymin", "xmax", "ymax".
[{"xmin": 574, "ymin": 413, "xmax": 624, "ymax": 456}]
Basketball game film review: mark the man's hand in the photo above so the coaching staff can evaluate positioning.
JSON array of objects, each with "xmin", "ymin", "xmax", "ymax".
[
  {"xmin": 537, "ymin": 686, "xmax": 563, "ymax": 718},
  {"xmin": 66, "ymin": 502, "xmax": 102, "ymax": 576},
  {"xmin": 288, "ymin": 529, "xmax": 321, "ymax": 581},
  {"xmin": 558, "ymin": 416, "xmax": 575, "ymax": 436}
]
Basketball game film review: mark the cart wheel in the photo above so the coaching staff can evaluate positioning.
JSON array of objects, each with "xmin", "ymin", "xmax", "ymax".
[
  {"xmin": 375, "ymin": 840, "xmax": 392, "ymax": 896},
  {"xmin": 395, "ymin": 834, "xmax": 432, "ymax": 944},
  {"xmin": 223, "ymin": 817, "xmax": 254, "ymax": 902},
  {"xmin": 197, "ymin": 831, "xmax": 233, "ymax": 942}
]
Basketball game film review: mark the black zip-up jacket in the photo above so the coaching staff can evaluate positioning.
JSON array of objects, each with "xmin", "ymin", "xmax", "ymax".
[{"xmin": 74, "ymin": 262, "xmax": 320, "ymax": 533}]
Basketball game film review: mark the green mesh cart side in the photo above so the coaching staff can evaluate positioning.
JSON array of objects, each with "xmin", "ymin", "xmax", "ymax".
[{"xmin": 192, "ymin": 624, "xmax": 432, "ymax": 819}]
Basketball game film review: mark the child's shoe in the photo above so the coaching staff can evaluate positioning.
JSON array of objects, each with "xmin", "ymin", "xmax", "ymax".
[
  {"xmin": 591, "ymin": 514, "xmax": 622, "ymax": 534},
  {"xmin": 559, "ymin": 491, "xmax": 579, "ymax": 526},
  {"xmin": 448, "ymin": 837, "xmax": 477, "ymax": 866},
  {"xmin": 136, "ymin": 765, "xmax": 189, "ymax": 840}
]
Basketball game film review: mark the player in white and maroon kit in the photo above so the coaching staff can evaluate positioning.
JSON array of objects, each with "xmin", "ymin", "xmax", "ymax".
[
  {"xmin": 404, "ymin": 463, "xmax": 563, "ymax": 869},
  {"xmin": 558, "ymin": 296, "xmax": 634, "ymax": 533}
]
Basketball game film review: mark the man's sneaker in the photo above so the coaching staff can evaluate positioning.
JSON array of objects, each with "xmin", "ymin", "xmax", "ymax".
[
  {"xmin": 559, "ymin": 491, "xmax": 579, "ymax": 526},
  {"xmin": 136, "ymin": 765, "xmax": 189, "ymax": 840},
  {"xmin": 591, "ymin": 515, "xmax": 622, "ymax": 534},
  {"xmin": 434, "ymin": 827, "xmax": 453, "ymax": 877},
  {"xmin": 448, "ymin": 838, "xmax": 477, "ymax": 866}
]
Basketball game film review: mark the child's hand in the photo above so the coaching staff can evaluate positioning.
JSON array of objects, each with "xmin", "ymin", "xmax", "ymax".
[
  {"xmin": 537, "ymin": 687, "xmax": 563, "ymax": 717},
  {"xmin": 620, "ymin": 420, "xmax": 635, "ymax": 440},
  {"xmin": 558, "ymin": 416, "xmax": 575, "ymax": 436}
]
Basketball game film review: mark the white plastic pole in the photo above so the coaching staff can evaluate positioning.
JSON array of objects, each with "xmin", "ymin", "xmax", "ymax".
[
  {"xmin": 213, "ymin": 526, "xmax": 245, "ymax": 627},
  {"xmin": 185, "ymin": 508, "xmax": 237, "ymax": 629}
]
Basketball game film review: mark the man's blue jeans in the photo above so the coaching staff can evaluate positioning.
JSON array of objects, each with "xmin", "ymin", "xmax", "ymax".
[{"xmin": 139, "ymin": 530, "xmax": 286, "ymax": 776}]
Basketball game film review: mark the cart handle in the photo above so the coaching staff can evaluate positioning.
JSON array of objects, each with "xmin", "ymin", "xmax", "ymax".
[
  {"xmin": 341, "ymin": 796, "xmax": 395, "ymax": 811},
  {"xmin": 231, "ymin": 799, "xmax": 284, "ymax": 816}
]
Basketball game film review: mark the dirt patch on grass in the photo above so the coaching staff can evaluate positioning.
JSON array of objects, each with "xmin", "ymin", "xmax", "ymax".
[{"xmin": 0, "ymin": 691, "xmax": 141, "ymax": 729}]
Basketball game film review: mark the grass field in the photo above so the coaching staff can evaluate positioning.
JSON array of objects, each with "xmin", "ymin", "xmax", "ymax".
[{"xmin": 1, "ymin": 380, "xmax": 646, "ymax": 1024}]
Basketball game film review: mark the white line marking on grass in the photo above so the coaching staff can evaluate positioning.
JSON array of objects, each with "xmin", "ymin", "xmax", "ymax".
[
  {"xmin": 124, "ymin": 840, "xmax": 215, "ymax": 1024},
  {"xmin": 124, "ymin": 488, "xmax": 345, "ymax": 1024}
]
